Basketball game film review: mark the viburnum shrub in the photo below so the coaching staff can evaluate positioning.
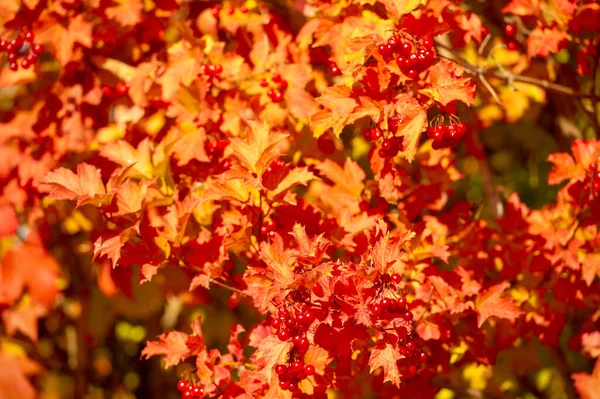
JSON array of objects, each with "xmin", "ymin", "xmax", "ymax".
[{"xmin": 0, "ymin": 0, "xmax": 599, "ymax": 398}]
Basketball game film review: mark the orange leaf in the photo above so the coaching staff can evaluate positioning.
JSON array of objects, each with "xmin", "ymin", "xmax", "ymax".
[
  {"xmin": 572, "ymin": 358, "xmax": 600, "ymax": 399},
  {"xmin": 0, "ymin": 243, "xmax": 61, "ymax": 308},
  {"xmin": 310, "ymin": 86, "xmax": 357, "ymax": 138},
  {"xmin": 40, "ymin": 163, "xmax": 111, "ymax": 208},
  {"xmin": 0, "ymin": 351, "xmax": 42, "ymax": 399},
  {"xmin": 316, "ymin": 158, "xmax": 365, "ymax": 197},
  {"xmin": 105, "ymin": 0, "xmax": 143, "ymax": 26},
  {"xmin": 2, "ymin": 300, "xmax": 47, "ymax": 342},
  {"xmin": 141, "ymin": 331, "xmax": 191, "ymax": 368},
  {"xmin": 582, "ymin": 254, "xmax": 600, "ymax": 287},
  {"xmin": 229, "ymin": 120, "xmax": 287, "ymax": 176},
  {"xmin": 526, "ymin": 26, "xmax": 568, "ymax": 58},
  {"xmin": 476, "ymin": 282, "xmax": 524, "ymax": 328},
  {"xmin": 428, "ymin": 59, "xmax": 476, "ymax": 106},
  {"xmin": 369, "ymin": 343, "xmax": 402, "ymax": 386}
]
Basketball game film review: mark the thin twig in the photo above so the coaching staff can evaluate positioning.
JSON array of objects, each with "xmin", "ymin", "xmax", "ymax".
[
  {"xmin": 479, "ymin": 74, "xmax": 501, "ymax": 104},
  {"xmin": 210, "ymin": 278, "xmax": 249, "ymax": 296}
]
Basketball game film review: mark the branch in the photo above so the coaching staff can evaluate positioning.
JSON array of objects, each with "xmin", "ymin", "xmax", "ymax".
[{"xmin": 435, "ymin": 40, "xmax": 598, "ymax": 100}]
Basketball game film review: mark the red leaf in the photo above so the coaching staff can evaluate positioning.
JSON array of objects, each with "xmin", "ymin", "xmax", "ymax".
[
  {"xmin": 476, "ymin": 282, "xmax": 524, "ymax": 328},
  {"xmin": 526, "ymin": 26, "xmax": 568, "ymax": 58},
  {"xmin": 0, "ymin": 351, "xmax": 42, "ymax": 399},
  {"xmin": 0, "ymin": 202, "xmax": 18, "ymax": 238}
]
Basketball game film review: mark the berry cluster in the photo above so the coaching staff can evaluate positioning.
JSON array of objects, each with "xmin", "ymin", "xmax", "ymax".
[
  {"xmin": 503, "ymin": 23, "xmax": 519, "ymax": 51},
  {"xmin": 275, "ymin": 360, "xmax": 317, "ymax": 392},
  {"xmin": 426, "ymin": 120, "xmax": 467, "ymax": 149},
  {"xmin": 1, "ymin": 30, "xmax": 45, "ymax": 71},
  {"xmin": 101, "ymin": 82, "xmax": 129, "ymax": 101},
  {"xmin": 210, "ymin": 4, "xmax": 250, "ymax": 18},
  {"xmin": 200, "ymin": 63, "xmax": 223, "ymax": 77},
  {"xmin": 378, "ymin": 34, "xmax": 436, "ymax": 79},
  {"xmin": 363, "ymin": 117, "xmax": 404, "ymax": 158},
  {"xmin": 177, "ymin": 380, "xmax": 204, "ymax": 398},
  {"xmin": 260, "ymin": 74, "xmax": 288, "ymax": 103},
  {"xmin": 260, "ymin": 220, "xmax": 277, "ymax": 238},
  {"xmin": 394, "ymin": 329, "xmax": 429, "ymax": 380},
  {"xmin": 272, "ymin": 305, "xmax": 316, "ymax": 351}
]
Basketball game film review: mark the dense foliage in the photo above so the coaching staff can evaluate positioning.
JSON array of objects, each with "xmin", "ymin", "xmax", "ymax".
[{"xmin": 0, "ymin": 0, "xmax": 599, "ymax": 398}]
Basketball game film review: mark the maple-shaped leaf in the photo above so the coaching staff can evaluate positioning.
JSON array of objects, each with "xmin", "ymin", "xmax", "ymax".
[
  {"xmin": 310, "ymin": 86, "xmax": 358, "ymax": 138},
  {"xmin": 229, "ymin": 120, "xmax": 288, "ymax": 176},
  {"xmin": 141, "ymin": 331, "xmax": 190, "ymax": 368},
  {"xmin": 0, "ymin": 350, "xmax": 42, "ymax": 399},
  {"xmin": 502, "ymin": 0, "xmax": 539, "ymax": 16},
  {"xmin": 106, "ymin": 0, "xmax": 143, "ymax": 26},
  {"xmin": 303, "ymin": 345, "xmax": 330, "ymax": 376},
  {"xmin": 426, "ymin": 59, "xmax": 476, "ymax": 106},
  {"xmin": 289, "ymin": 224, "xmax": 330, "ymax": 263},
  {"xmin": 259, "ymin": 233, "xmax": 295, "ymax": 287},
  {"xmin": 93, "ymin": 224, "xmax": 139, "ymax": 268},
  {"xmin": 2, "ymin": 298, "xmax": 47, "ymax": 342},
  {"xmin": 270, "ymin": 167, "xmax": 316, "ymax": 199},
  {"xmin": 547, "ymin": 152, "xmax": 576, "ymax": 184},
  {"xmin": 252, "ymin": 335, "xmax": 293, "ymax": 384},
  {"xmin": 100, "ymin": 138, "xmax": 154, "ymax": 178},
  {"xmin": 527, "ymin": 26, "xmax": 568, "ymax": 58},
  {"xmin": 316, "ymin": 158, "xmax": 365, "ymax": 197},
  {"xmin": 40, "ymin": 163, "xmax": 112, "ymax": 208},
  {"xmin": 573, "ymin": 358, "xmax": 600, "ymax": 399},
  {"xmin": 168, "ymin": 124, "xmax": 210, "ymax": 166},
  {"xmin": 0, "ymin": 243, "xmax": 61, "ymax": 307},
  {"xmin": 36, "ymin": 14, "xmax": 92, "ymax": 66},
  {"xmin": 158, "ymin": 41, "xmax": 204, "ymax": 100},
  {"xmin": 582, "ymin": 254, "xmax": 600, "ymax": 287},
  {"xmin": 476, "ymin": 282, "xmax": 524, "ymax": 328},
  {"xmin": 371, "ymin": 231, "xmax": 414, "ymax": 274},
  {"xmin": 391, "ymin": 94, "xmax": 428, "ymax": 162},
  {"xmin": 369, "ymin": 343, "xmax": 402, "ymax": 387}
]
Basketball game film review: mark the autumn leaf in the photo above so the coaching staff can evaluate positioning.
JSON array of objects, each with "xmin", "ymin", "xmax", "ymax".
[
  {"xmin": 547, "ymin": 152, "xmax": 576, "ymax": 184},
  {"xmin": 0, "ymin": 350, "xmax": 42, "ymax": 399},
  {"xmin": 582, "ymin": 254, "xmax": 600, "ymax": 287},
  {"xmin": 289, "ymin": 224, "xmax": 330, "ymax": 263},
  {"xmin": 141, "ymin": 331, "xmax": 191, "ymax": 368},
  {"xmin": 0, "ymin": 243, "xmax": 61, "ymax": 308},
  {"xmin": 0, "ymin": 202, "xmax": 19, "ymax": 238},
  {"xmin": 40, "ymin": 163, "xmax": 112, "ymax": 208},
  {"xmin": 270, "ymin": 167, "xmax": 316, "ymax": 198},
  {"xmin": 527, "ymin": 26, "xmax": 568, "ymax": 58},
  {"xmin": 310, "ymin": 86, "xmax": 358, "ymax": 138},
  {"xmin": 93, "ymin": 224, "xmax": 139, "ymax": 268},
  {"xmin": 106, "ymin": 0, "xmax": 143, "ymax": 26},
  {"xmin": 572, "ymin": 358, "xmax": 600, "ymax": 399},
  {"xmin": 427, "ymin": 59, "xmax": 476, "ymax": 106},
  {"xmin": 476, "ymin": 282, "xmax": 524, "ymax": 327},
  {"xmin": 369, "ymin": 343, "xmax": 402, "ymax": 386},
  {"xmin": 253, "ymin": 335, "xmax": 293, "ymax": 383},
  {"xmin": 1, "ymin": 298, "xmax": 47, "ymax": 342},
  {"xmin": 229, "ymin": 120, "xmax": 287, "ymax": 176},
  {"xmin": 316, "ymin": 158, "xmax": 365, "ymax": 197}
]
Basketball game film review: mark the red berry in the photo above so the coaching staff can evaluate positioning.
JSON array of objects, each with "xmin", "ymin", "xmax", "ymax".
[
  {"xmin": 400, "ymin": 42, "xmax": 412, "ymax": 54},
  {"xmin": 116, "ymin": 82, "xmax": 129, "ymax": 96},
  {"xmin": 304, "ymin": 364, "xmax": 315, "ymax": 375},
  {"xmin": 406, "ymin": 69, "xmax": 417, "ymax": 79},
  {"xmin": 381, "ymin": 298, "xmax": 392, "ymax": 310},
  {"xmin": 32, "ymin": 44, "xmax": 45, "ymax": 55},
  {"xmin": 405, "ymin": 340, "xmax": 416, "ymax": 352},
  {"xmin": 481, "ymin": 26, "xmax": 489, "ymax": 37},
  {"xmin": 177, "ymin": 380, "xmax": 189, "ymax": 391},
  {"xmin": 272, "ymin": 74, "xmax": 282, "ymax": 83},
  {"xmin": 506, "ymin": 40, "xmax": 518, "ymax": 51},
  {"xmin": 317, "ymin": 135, "xmax": 336, "ymax": 154},
  {"xmin": 291, "ymin": 360, "xmax": 304, "ymax": 373},
  {"xmin": 226, "ymin": 5, "xmax": 235, "ymax": 15},
  {"xmin": 7, "ymin": 52, "xmax": 17, "ymax": 62},
  {"xmin": 240, "ymin": 5, "xmax": 249, "ymax": 13},
  {"xmin": 275, "ymin": 364, "xmax": 287, "ymax": 375},
  {"xmin": 419, "ymin": 351, "xmax": 429, "ymax": 362},
  {"xmin": 381, "ymin": 138, "xmax": 394, "ymax": 152},
  {"xmin": 271, "ymin": 317, "xmax": 282, "ymax": 329},
  {"xmin": 504, "ymin": 23, "xmax": 516, "ymax": 37},
  {"xmin": 279, "ymin": 79, "xmax": 288, "ymax": 90},
  {"xmin": 279, "ymin": 380, "xmax": 291, "ymax": 390},
  {"xmin": 396, "ymin": 297, "xmax": 407, "ymax": 309},
  {"xmin": 0, "ymin": 39, "xmax": 7, "ymax": 50},
  {"xmin": 457, "ymin": 122, "xmax": 467, "ymax": 135},
  {"xmin": 370, "ymin": 127, "xmax": 382, "ymax": 141},
  {"xmin": 9, "ymin": 62, "xmax": 18, "ymax": 71},
  {"xmin": 191, "ymin": 386, "xmax": 203, "ymax": 396},
  {"xmin": 435, "ymin": 124, "xmax": 447, "ymax": 137},
  {"xmin": 371, "ymin": 304, "xmax": 382, "ymax": 316},
  {"xmin": 391, "ymin": 273, "xmax": 402, "ymax": 284},
  {"xmin": 269, "ymin": 89, "xmax": 284, "ymax": 103},
  {"xmin": 401, "ymin": 310, "xmax": 413, "ymax": 322},
  {"xmin": 24, "ymin": 30, "xmax": 34, "ymax": 42},
  {"xmin": 277, "ymin": 328, "xmax": 292, "ymax": 341},
  {"xmin": 260, "ymin": 79, "xmax": 269, "ymax": 87},
  {"xmin": 11, "ymin": 37, "xmax": 23, "ymax": 51},
  {"xmin": 21, "ymin": 59, "xmax": 31, "ymax": 69},
  {"xmin": 422, "ymin": 36, "xmax": 433, "ymax": 49},
  {"xmin": 182, "ymin": 391, "xmax": 193, "ymax": 399},
  {"xmin": 405, "ymin": 364, "xmax": 417, "ymax": 379}
]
